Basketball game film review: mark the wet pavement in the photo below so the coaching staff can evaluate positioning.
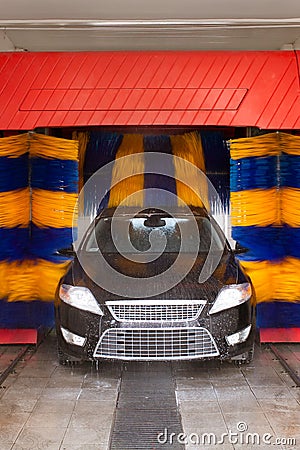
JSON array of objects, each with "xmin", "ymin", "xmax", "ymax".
[{"xmin": 0, "ymin": 332, "xmax": 299, "ymax": 450}]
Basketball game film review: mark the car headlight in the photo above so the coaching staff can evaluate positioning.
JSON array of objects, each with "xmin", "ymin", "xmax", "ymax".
[
  {"xmin": 59, "ymin": 284, "xmax": 103, "ymax": 315},
  {"xmin": 209, "ymin": 283, "xmax": 252, "ymax": 315}
]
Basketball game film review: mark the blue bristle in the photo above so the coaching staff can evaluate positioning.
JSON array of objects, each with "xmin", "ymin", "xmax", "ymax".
[
  {"xmin": 0, "ymin": 300, "xmax": 54, "ymax": 328},
  {"xmin": 84, "ymin": 131, "xmax": 122, "ymax": 182},
  {"xmin": 200, "ymin": 131, "xmax": 229, "ymax": 172},
  {"xmin": 284, "ymin": 226, "xmax": 300, "ymax": 258},
  {"xmin": 232, "ymin": 226, "xmax": 284, "ymax": 260},
  {"xmin": 256, "ymin": 302, "xmax": 300, "ymax": 328},
  {"xmin": 30, "ymin": 225, "xmax": 75, "ymax": 261},
  {"xmin": 31, "ymin": 158, "xmax": 79, "ymax": 193},
  {"xmin": 143, "ymin": 135, "xmax": 177, "ymax": 207},
  {"xmin": 0, "ymin": 228, "xmax": 29, "ymax": 260},
  {"xmin": 0, "ymin": 154, "xmax": 28, "ymax": 191},
  {"xmin": 207, "ymin": 173, "xmax": 230, "ymax": 213},
  {"xmin": 96, "ymin": 191, "xmax": 110, "ymax": 214},
  {"xmin": 281, "ymin": 154, "xmax": 300, "ymax": 188},
  {"xmin": 230, "ymin": 156, "xmax": 278, "ymax": 191},
  {"xmin": 84, "ymin": 132, "xmax": 122, "ymax": 215}
]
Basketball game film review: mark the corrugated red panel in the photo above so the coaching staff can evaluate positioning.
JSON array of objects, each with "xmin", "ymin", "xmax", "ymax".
[{"xmin": 0, "ymin": 51, "xmax": 299, "ymax": 130}]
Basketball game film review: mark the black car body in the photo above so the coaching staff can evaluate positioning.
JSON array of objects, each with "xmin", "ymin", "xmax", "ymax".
[{"xmin": 55, "ymin": 207, "xmax": 255, "ymax": 364}]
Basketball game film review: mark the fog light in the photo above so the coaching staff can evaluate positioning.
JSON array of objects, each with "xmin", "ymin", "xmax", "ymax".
[
  {"xmin": 225, "ymin": 325, "xmax": 252, "ymax": 346},
  {"xmin": 61, "ymin": 326, "xmax": 86, "ymax": 347}
]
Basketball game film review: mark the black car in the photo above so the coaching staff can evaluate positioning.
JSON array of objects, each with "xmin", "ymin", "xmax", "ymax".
[{"xmin": 55, "ymin": 207, "xmax": 255, "ymax": 365}]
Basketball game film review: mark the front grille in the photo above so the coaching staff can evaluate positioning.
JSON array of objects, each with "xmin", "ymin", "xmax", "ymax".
[
  {"xmin": 93, "ymin": 327, "xmax": 219, "ymax": 361},
  {"xmin": 106, "ymin": 300, "xmax": 206, "ymax": 322}
]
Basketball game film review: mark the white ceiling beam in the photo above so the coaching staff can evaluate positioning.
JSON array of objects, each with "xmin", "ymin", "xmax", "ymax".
[
  {"xmin": 293, "ymin": 37, "xmax": 300, "ymax": 49},
  {"xmin": 1, "ymin": 18, "xmax": 300, "ymax": 30},
  {"xmin": 0, "ymin": 30, "xmax": 15, "ymax": 51}
]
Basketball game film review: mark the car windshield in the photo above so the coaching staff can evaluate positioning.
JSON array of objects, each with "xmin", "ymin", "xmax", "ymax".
[{"xmin": 84, "ymin": 215, "xmax": 225, "ymax": 254}]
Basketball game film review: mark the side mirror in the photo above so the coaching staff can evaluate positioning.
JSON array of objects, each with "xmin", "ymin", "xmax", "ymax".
[
  {"xmin": 57, "ymin": 246, "xmax": 75, "ymax": 257},
  {"xmin": 233, "ymin": 242, "xmax": 248, "ymax": 255}
]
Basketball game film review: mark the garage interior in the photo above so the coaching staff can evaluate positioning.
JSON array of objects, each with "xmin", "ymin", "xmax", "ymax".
[{"xmin": 0, "ymin": 50, "xmax": 300, "ymax": 449}]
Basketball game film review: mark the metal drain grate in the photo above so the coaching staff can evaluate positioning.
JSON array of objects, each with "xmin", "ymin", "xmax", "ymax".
[{"xmin": 109, "ymin": 362, "xmax": 185, "ymax": 450}]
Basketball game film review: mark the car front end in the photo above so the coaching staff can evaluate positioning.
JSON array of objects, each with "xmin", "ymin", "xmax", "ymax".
[{"xmin": 55, "ymin": 208, "xmax": 255, "ymax": 365}]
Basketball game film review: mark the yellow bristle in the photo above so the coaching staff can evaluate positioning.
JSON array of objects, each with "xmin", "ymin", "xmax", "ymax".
[
  {"xmin": 0, "ymin": 261, "xmax": 8, "ymax": 299},
  {"xmin": 32, "ymin": 189, "xmax": 78, "ymax": 228},
  {"xmin": 241, "ymin": 258, "xmax": 300, "ymax": 304},
  {"xmin": 30, "ymin": 133, "xmax": 79, "ymax": 161},
  {"xmin": 6, "ymin": 260, "xmax": 38, "ymax": 302},
  {"xmin": 280, "ymin": 133, "xmax": 300, "ymax": 155},
  {"xmin": 171, "ymin": 133, "xmax": 208, "ymax": 208},
  {"xmin": 4, "ymin": 259, "xmax": 71, "ymax": 302},
  {"xmin": 273, "ymin": 257, "xmax": 300, "ymax": 302},
  {"xmin": 230, "ymin": 188, "xmax": 280, "ymax": 227},
  {"xmin": 36, "ymin": 259, "xmax": 71, "ymax": 302},
  {"xmin": 281, "ymin": 187, "xmax": 300, "ymax": 227},
  {"xmin": 0, "ymin": 188, "xmax": 30, "ymax": 228},
  {"xmin": 108, "ymin": 134, "xmax": 144, "ymax": 207},
  {"xmin": 72, "ymin": 131, "xmax": 89, "ymax": 190},
  {"xmin": 0, "ymin": 133, "xmax": 28, "ymax": 157},
  {"xmin": 239, "ymin": 260, "xmax": 274, "ymax": 304},
  {"xmin": 230, "ymin": 133, "xmax": 280, "ymax": 159},
  {"xmin": 182, "ymin": 132, "xmax": 206, "ymax": 172}
]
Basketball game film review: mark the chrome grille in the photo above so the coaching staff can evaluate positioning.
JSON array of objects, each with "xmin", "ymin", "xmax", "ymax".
[
  {"xmin": 106, "ymin": 300, "xmax": 206, "ymax": 322},
  {"xmin": 93, "ymin": 327, "xmax": 219, "ymax": 361}
]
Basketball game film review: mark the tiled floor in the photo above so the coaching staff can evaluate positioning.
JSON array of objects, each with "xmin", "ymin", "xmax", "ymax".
[
  {"xmin": 0, "ymin": 333, "xmax": 299, "ymax": 450},
  {"xmin": 174, "ymin": 345, "xmax": 300, "ymax": 450}
]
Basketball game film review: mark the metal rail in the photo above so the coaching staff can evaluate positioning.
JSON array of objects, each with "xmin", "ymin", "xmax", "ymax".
[
  {"xmin": 269, "ymin": 344, "xmax": 300, "ymax": 387},
  {"xmin": 0, "ymin": 345, "xmax": 32, "ymax": 386}
]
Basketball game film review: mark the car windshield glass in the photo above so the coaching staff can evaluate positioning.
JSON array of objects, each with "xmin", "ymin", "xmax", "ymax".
[{"xmin": 84, "ymin": 216, "xmax": 225, "ymax": 254}]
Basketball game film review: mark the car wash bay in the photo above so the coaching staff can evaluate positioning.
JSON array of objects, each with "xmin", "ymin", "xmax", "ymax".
[
  {"xmin": 1, "ymin": 336, "xmax": 300, "ymax": 449},
  {"xmin": 0, "ymin": 51, "xmax": 300, "ymax": 450}
]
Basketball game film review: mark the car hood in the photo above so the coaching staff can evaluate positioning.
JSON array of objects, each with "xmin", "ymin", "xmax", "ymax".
[{"xmin": 70, "ymin": 249, "xmax": 241, "ymax": 302}]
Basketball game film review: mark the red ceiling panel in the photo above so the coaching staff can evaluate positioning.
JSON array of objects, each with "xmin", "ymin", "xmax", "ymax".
[
  {"xmin": 118, "ymin": 89, "xmax": 144, "ymax": 110},
  {"xmin": 45, "ymin": 90, "xmax": 67, "ymax": 111},
  {"xmin": 76, "ymin": 110, "xmax": 94, "ymax": 125},
  {"xmin": 126, "ymin": 110, "xmax": 146, "ymax": 126},
  {"xmin": 19, "ymin": 110, "xmax": 42, "ymax": 130},
  {"xmin": 44, "ymin": 54, "xmax": 76, "ymax": 90},
  {"xmin": 65, "ymin": 90, "xmax": 84, "ymax": 109},
  {"xmin": 89, "ymin": 110, "xmax": 110, "ymax": 126},
  {"xmin": 30, "ymin": 54, "xmax": 61, "ymax": 90},
  {"xmin": 49, "ymin": 110, "xmax": 68, "ymax": 128},
  {"xmin": 70, "ymin": 60, "xmax": 96, "ymax": 90},
  {"xmin": 98, "ymin": 56, "xmax": 127, "ymax": 89},
  {"xmin": 62, "ymin": 110, "xmax": 83, "ymax": 127},
  {"xmin": 56, "ymin": 54, "xmax": 88, "ymax": 90},
  {"xmin": 36, "ymin": 110, "xmax": 56, "ymax": 128},
  {"xmin": 284, "ymin": 98, "xmax": 300, "ymax": 129},
  {"xmin": 0, "ymin": 51, "xmax": 299, "ymax": 130},
  {"xmin": 227, "ymin": 90, "xmax": 246, "ymax": 110},
  {"xmin": 84, "ymin": 90, "xmax": 105, "ymax": 110},
  {"xmin": 84, "ymin": 55, "xmax": 113, "ymax": 89},
  {"xmin": 8, "ymin": 111, "xmax": 27, "ymax": 130},
  {"xmin": 109, "ymin": 54, "xmax": 140, "ymax": 89},
  {"xmin": 259, "ymin": 63, "xmax": 296, "ymax": 128}
]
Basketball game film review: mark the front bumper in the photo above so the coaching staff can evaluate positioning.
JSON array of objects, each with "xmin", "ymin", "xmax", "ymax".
[
  {"xmin": 93, "ymin": 326, "xmax": 220, "ymax": 361},
  {"xmin": 55, "ymin": 299, "xmax": 255, "ymax": 362}
]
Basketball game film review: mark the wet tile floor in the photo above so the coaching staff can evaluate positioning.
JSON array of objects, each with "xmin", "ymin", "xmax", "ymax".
[{"xmin": 0, "ymin": 333, "xmax": 299, "ymax": 450}]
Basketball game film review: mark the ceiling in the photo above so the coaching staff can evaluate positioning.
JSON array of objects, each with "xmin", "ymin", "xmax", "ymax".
[{"xmin": 0, "ymin": 0, "xmax": 300, "ymax": 51}]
